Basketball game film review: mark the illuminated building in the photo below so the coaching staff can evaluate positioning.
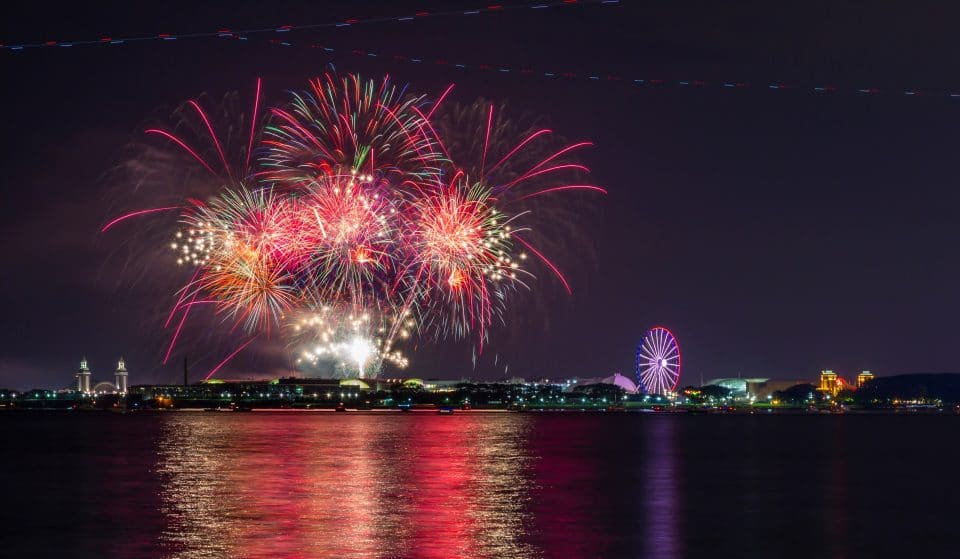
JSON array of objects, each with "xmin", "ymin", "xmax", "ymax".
[
  {"xmin": 817, "ymin": 370, "xmax": 848, "ymax": 397},
  {"xmin": 75, "ymin": 357, "xmax": 92, "ymax": 394},
  {"xmin": 856, "ymin": 370, "xmax": 874, "ymax": 388},
  {"xmin": 818, "ymin": 370, "xmax": 837, "ymax": 395},
  {"xmin": 114, "ymin": 357, "xmax": 129, "ymax": 393}
]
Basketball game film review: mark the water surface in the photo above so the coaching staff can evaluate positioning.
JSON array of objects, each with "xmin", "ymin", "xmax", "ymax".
[{"xmin": 3, "ymin": 412, "xmax": 957, "ymax": 557}]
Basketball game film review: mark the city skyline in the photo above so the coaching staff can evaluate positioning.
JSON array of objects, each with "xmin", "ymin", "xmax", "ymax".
[{"xmin": 0, "ymin": 350, "xmax": 882, "ymax": 395}]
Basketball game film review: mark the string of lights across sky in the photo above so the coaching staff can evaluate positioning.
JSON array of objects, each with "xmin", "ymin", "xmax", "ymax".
[
  {"xmin": 259, "ymin": 38, "xmax": 960, "ymax": 100},
  {"xmin": 0, "ymin": 0, "xmax": 619, "ymax": 50},
  {"xmin": 4, "ymin": 0, "xmax": 957, "ymax": 100}
]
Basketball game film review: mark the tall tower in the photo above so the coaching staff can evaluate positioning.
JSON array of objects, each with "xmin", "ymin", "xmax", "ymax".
[
  {"xmin": 76, "ymin": 357, "xmax": 92, "ymax": 393},
  {"xmin": 114, "ymin": 357, "xmax": 129, "ymax": 394}
]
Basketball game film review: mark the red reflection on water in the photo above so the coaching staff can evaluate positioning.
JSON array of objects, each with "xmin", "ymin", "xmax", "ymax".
[
  {"xmin": 154, "ymin": 413, "xmax": 533, "ymax": 558},
  {"xmin": 405, "ymin": 417, "xmax": 480, "ymax": 558}
]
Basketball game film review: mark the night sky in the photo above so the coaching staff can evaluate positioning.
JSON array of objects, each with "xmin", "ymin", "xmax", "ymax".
[{"xmin": 2, "ymin": 1, "xmax": 959, "ymax": 390}]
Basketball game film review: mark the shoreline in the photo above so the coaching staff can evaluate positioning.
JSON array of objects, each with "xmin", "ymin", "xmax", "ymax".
[{"xmin": 1, "ymin": 406, "xmax": 956, "ymax": 415}]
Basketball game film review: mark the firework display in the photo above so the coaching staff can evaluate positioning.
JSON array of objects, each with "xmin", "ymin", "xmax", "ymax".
[{"xmin": 107, "ymin": 73, "xmax": 605, "ymax": 378}]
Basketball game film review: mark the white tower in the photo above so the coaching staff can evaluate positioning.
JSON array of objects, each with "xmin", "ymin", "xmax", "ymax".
[
  {"xmin": 76, "ymin": 357, "xmax": 92, "ymax": 393},
  {"xmin": 114, "ymin": 357, "xmax": 129, "ymax": 394}
]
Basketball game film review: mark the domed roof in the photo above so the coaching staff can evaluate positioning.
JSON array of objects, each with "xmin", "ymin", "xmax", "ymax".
[
  {"xmin": 91, "ymin": 381, "xmax": 117, "ymax": 394},
  {"xmin": 599, "ymin": 373, "xmax": 638, "ymax": 394}
]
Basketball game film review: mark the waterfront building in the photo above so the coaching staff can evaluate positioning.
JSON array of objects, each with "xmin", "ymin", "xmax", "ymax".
[
  {"xmin": 132, "ymin": 376, "xmax": 373, "ymax": 409},
  {"xmin": 389, "ymin": 378, "xmax": 469, "ymax": 392},
  {"xmin": 704, "ymin": 378, "xmax": 770, "ymax": 399},
  {"xmin": 114, "ymin": 357, "xmax": 129, "ymax": 393},
  {"xmin": 818, "ymin": 370, "xmax": 841, "ymax": 396},
  {"xmin": 703, "ymin": 378, "xmax": 820, "ymax": 400},
  {"xmin": 857, "ymin": 370, "xmax": 874, "ymax": 388},
  {"xmin": 75, "ymin": 357, "xmax": 92, "ymax": 394}
]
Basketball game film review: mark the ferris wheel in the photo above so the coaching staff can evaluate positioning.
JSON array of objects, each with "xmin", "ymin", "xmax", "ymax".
[{"xmin": 635, "ymin": 326, "xmax": 681, "ymax": 395}]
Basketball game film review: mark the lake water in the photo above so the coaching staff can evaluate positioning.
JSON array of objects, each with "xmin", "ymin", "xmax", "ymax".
[{"xmin": 2, "ymin": 412, "xmax": 957, "ymax": 558}]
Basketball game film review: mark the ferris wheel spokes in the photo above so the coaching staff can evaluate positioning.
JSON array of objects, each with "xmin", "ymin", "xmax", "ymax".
[{"xmin": 635, "ymin": 326, "xmax": 681, "ymax": 395}]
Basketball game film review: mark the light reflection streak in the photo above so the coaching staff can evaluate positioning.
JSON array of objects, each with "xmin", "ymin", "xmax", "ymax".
[
  {"xmin": 644, "ymin": 417, "xmax": 683, "ymax": 559},
  {"xmin": 156, "ymin": 416, "xmax": 238, "ymax": 558}
]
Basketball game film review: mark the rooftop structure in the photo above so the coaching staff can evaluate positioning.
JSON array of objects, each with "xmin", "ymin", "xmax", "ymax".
[{"xmin": 114, "ymin": 357, "xmax": 128, "ymax": 393}]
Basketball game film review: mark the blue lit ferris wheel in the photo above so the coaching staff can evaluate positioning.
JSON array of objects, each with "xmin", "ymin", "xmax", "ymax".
[{"xmin": 635, "ymin": 326, "xmax": 681, "ymax": 395}]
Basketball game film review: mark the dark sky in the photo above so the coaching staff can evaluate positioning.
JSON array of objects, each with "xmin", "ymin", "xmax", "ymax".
[{"xmin": 2, "ymin": 1, "xmax": 960, "ymax": 390}]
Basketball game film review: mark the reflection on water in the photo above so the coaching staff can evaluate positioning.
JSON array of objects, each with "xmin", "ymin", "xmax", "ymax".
[
  {"xmin": 155, "ymin": 414, "xmax": 536, "ymax": 558},
  {"xmin": 156, "ymin": 417, "xmax": 239, "ymax": 557},
  {"xmin": 644, "ymin": 417, "xmax": 682, "ymax": 559},
  {"xmin": 6, "ymin": 413, "xmax": 960, "ymax": 558}
]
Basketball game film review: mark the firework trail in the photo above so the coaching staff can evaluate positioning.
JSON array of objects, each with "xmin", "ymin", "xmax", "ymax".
[{"xmin": 262, "ymin": 73, "xmax": 443, "ymax": 185}]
